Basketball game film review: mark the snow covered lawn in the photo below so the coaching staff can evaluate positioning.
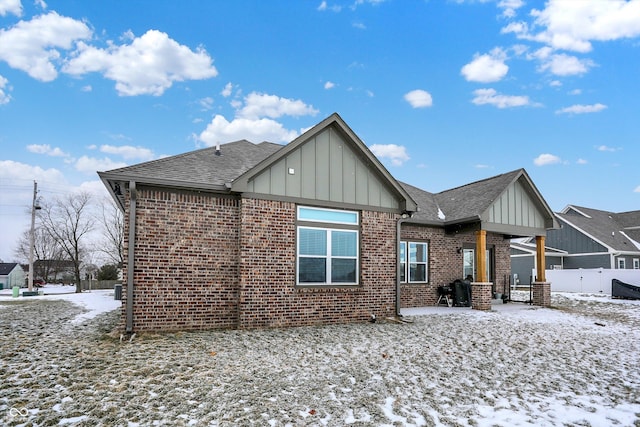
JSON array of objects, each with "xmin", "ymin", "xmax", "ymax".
[{"xmin": 1, "ymin": 289, "xmax": 638, "ymax": 426}]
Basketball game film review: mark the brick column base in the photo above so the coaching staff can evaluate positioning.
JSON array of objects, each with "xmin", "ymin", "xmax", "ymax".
[
  {"xmin": 471, "ymin": 282, "xmax": 492, "ymax": 311},
  {"xmin": 532, "ymin": 282, "xmax": 551, "ymax": 307}
]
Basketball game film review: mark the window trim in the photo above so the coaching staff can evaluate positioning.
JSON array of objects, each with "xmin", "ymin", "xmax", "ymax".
[
  {"xmin": 617, "ymin": 258, "xmax": 626, "ymax": 269},
  {"xmin": 633, "ymin": 258, "xmax": 639, "ymax": 270},
  {"xmin": 296, "ymin": 206, "xmax": 360, "ymax": 286},
  {"xmin": 400, "ymin": 240, "xmax": 429, "ymax": 284}
]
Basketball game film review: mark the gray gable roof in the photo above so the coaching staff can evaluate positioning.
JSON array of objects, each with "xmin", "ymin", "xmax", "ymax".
[
  {"xmin": 99, "ymin": 140, "xmax": 283, "ymax": 208},
  {"xmin": 558, "ymin": 205, "xmax": 640, "ymax": 252},
  {"xmin": 98, "ymin": 115, "xmax": 555, "ymax": 237},
  {"xmin": 434, "ymin": 169, "xmax": 523, "ymax": 223},
  {"xmin": 0, "ymin": 263, "xmax": 19, "ymax": 276}
]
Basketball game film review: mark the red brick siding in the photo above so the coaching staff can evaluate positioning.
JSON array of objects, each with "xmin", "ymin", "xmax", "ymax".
[
  {"xmin": 400, "ymin": 225, "xmax": 511, "ymax": 307},
  {"xmin": 237, "ymin": 199, "xmax": 397, "ymax": 328},
  {"xmin": 122, "ymin": 187, "xmax": 241, "ymax": 332},
  {"xmin": 120, "ymin": 185, "xmax": 513, "ymax": 331}
]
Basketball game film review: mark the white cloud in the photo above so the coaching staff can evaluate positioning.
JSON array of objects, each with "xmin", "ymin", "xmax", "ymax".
[
  {"xmin": 596, "ymin": 145, "xmax": 620, "ymax": 152},
  {"xmin": 99, "ymin": 145, "xmax": 155, "ymax": 161},
  {"xmin": 81, "ymin": 85, "xmax": 92, "ymax": 92},
  {"xmin": 197, "ymin": 91, "xmax": 318, "ymax": 146},
  {"xmin": 237, "ymin": 92, "xmax": 318, "ymax": 120},
  {"xmin": 533, "ymin": 153, "xmax": 561, "ymax": 166},
  {"xmin": 197, "ymin": 115, "xmax": 299, "ymax": 145},
  {"xmin": 568, "ymin": 89, "xmax": 582, "ymax": 95},
  {"xmin": 63, "ymin": 30, "xmax": 218, "ymax": 96},
  {"xmin": 471, "ymin": 88, "xmax": 531, "ymax": 108},
  {"xmin": 0, "ymin": 12, "xmax": 92, "ymax": 81},
  {"xmin": 461, "ymin": 48, "xmax": 509, "ymax": 83},
  {"xmin": 0, "ymin": 159, "xmax": 66, "ymax": 183},
  {"xmin": 324, "ymin": 81, "xmax": 335, "ymax": 90},
  {"xmin": 221, "ymin": 82, "xmax": 233, "ymax": 97},
  {"xmin": 369, "ymin": 144, "xmax": 410, "ymax": 166},
  {"xmin": 529, "ymin": 0, "xmax": 640, "ymax": 53},
  {"xmin": 352, "ymin": 22, "xmax": 366, "ymax": 30},
  {"xmin": 198, "ymin": 96, "xmax": 214, "ymax": 111},
  {"xmin": 0, "ymin": 0, "xmax": 22, "ymax": 16},
  {"xmin": 555, "ymin": 103, "xmax": 607, "ymax": 115},
  {"xmin": 75, "ymin": 156, "xmax": 128, "ymax": 174},
  {"xmin": 538, "ymin": 53, "xmax": 594, "ymax": 76},
  {"xmin": 26, "ymin": 144, "xmax": 69, "ymax": 157},
  {"xmin": 317, "ymin": 1, "xmax": 342, "ymax": 12},
  {"xmin": 498, "ymin": 0, "xmax": 524, "ymax": 18},
  {"xmin": 576, "ymin": 158, "xmax": 588, "ymax": 164},
  {"xmin": 403, "ymin": 89, "xmax": 433, "ymax": 108},
  {"xmin": 634, "ymin": 185, "xmax": 640, "ymax": 193},
  {"xmin": 0, "ymin": 74, "xmax": 11, "ymax": 104}
]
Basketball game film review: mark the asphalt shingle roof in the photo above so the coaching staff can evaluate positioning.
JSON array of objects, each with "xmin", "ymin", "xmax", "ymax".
[
  {"xmin": 0, "ymin": 263, "xmax": 19, "ymax": 276},
  {"xmin": 101, "ymin": 140, "xmax": 283, "ymax": 188},
  {"xmin": 401, "ymin": 169, "xmax": 523, "ymax": 224},
  {"xmin": 558, "ymin": 205, "xmax": 640, "ymax": 251}
]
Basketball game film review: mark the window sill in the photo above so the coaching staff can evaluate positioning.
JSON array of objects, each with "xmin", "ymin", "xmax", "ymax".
[{"xmin": 295, "ymin": 284, "xmax": 362, "ymax": 293}]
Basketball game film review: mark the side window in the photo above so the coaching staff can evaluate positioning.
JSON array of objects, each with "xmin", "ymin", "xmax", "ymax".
[
  {"xmin": 617, "ymin": 258, "xmax": 626, "ymax": 269},
  {"xmin": 297, "ymin": 207, "xmax": 359, "ymax": 285},
  {"xmin": 400, "ymin": 241, "xmax": 428, "ymax": 283}
]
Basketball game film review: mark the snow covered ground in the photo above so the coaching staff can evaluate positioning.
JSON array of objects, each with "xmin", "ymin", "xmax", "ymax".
[{"xmin": 1, "ymin": 287, "xmax": 638, "ymax": 426}]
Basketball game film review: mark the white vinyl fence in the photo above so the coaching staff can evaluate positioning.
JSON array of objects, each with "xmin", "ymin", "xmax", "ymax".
[{"xmin": 545, "ymin": 268, "xmax": 640, "ymax": 294}]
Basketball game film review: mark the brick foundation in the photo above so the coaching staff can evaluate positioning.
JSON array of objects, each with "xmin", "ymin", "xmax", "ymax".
[
  {"xmin": 532, "ymin": 282, "xmax": 551, "ymax": 307},
  {"xmin": 471, "ymin": 282, "xmax": 493, "ymax": 310}
]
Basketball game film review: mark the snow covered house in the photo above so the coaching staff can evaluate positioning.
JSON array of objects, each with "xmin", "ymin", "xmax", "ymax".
[{"xmin": 99, "ymin": 113, "xmax": 557, "ymax": 332}]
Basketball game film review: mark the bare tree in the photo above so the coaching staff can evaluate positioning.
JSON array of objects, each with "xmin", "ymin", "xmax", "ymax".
[
  {"xmin": 13, "ymin": 228, "xmax": 66, "ymax": 281},
  {"xmin": 40, "ymin": 191, "xmax": 95, "ymax": 293},
  {"xmin": 97, "ymin": 197, "xmax": 124, "ymax": 267}
]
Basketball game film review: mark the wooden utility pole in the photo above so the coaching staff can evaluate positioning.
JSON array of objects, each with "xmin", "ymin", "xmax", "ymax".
[{"xmin": 28, "ymin": 181, "xmax": 38, "ymax": 292}]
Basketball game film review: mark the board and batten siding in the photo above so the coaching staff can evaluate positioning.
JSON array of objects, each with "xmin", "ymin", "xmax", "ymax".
[
  {"xmin": 247, "ymin": 127, "xmax": 400, "ymax": 209},
  {"xmin": 487, "ymin": 178, "xmax": 546, "ymax": 229}
]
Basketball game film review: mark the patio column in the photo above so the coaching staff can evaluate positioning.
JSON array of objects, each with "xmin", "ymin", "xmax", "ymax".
[
  {"xmin": 532, "ymin": 235, "xmax": 551, "ymax": 307},
  {"xmin": 471, "ymin": 230, "xmax": 492, "ymax": 310}
]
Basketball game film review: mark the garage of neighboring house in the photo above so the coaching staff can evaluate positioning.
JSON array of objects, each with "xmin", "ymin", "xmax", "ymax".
[{"xmin": 99, "ymin": 113, "xmax": 557, "ymax": 332}]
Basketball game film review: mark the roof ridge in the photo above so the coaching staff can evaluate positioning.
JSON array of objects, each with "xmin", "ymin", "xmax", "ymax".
[
  {"xmin": 435, "ymin": 168, "xmax": 523, "ymax": 195},
  {"xmin": 101, "ymin": 140, "xmax": 254, "ymax": 173}
]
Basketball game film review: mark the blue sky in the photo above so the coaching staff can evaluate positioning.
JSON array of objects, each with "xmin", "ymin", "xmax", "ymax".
[{"xmin": 1, "ymin": 0, "xmax": 639, "ymax": 262}]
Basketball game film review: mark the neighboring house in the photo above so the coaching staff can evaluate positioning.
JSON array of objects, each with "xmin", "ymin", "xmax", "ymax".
[
  {"xmin": 0, "ymin": 263, "xmax": 25, "ymax": 290},
  {"xmin": 99, "ymin": 113, "xmax": 557, "ymax": 333},
  {"xmin": 510, "ymin": 240, "xmax": 567, "ymax": 285},
  {"xmin": 512, "ymin": 205, "xmax": 640, "ymax": 278}
]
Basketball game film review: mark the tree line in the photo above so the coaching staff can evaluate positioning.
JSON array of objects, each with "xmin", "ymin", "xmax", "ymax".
[{"xmin": 13, "ymin": 192, "xmax": 124, "ymax": 293}]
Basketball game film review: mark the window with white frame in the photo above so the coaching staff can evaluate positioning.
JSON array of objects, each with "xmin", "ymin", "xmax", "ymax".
[
  {"xmin": 400, "ymin": 241, "xmax": 428, "ymax": 283},
  {"xmin": 297, "ymin": 206, "xmax": 359, "ymax": 285},
  {"xmin": 617, "ymin": 258, "xmax": 626, "ymax": 269},
  {"xmin": 634, "ymin": 258, "xmax": 639, "ymax": 269}
]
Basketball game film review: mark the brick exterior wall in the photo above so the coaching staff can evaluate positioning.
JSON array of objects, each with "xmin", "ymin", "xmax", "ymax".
[
  {"xmin": 120, "ymin": 186, "xmax": 513, "ymax": 332},
  {"xmin": 399, "ymin": 224, "xmax": 511, "ymax": 308},
  {"xmin": 238, "ymin": 199, "xmax": 397, "ymax": 328},
  {"xmin": 121, "ymin": 187, "xmax": 241, "ymax": 332}
]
